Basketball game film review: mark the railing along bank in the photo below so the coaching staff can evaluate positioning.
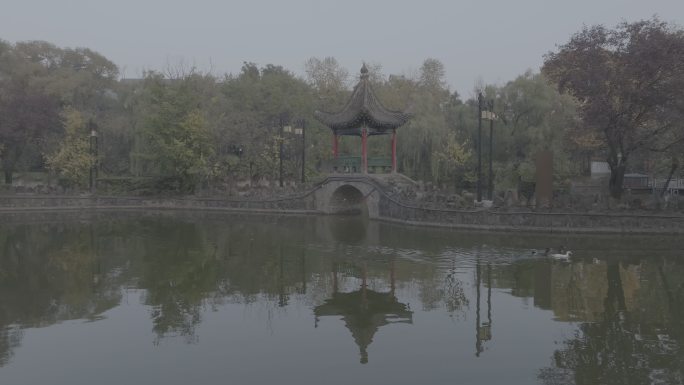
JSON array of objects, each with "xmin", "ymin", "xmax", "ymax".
[{"xmin": 2, "ymin": 175, "xmax": 684, "ymax": 234}]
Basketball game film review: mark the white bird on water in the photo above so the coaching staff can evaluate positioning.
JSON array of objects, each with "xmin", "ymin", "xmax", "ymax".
[{"xmin": 550, "ymin": 251, "xmax": 572, "ymax": 260}]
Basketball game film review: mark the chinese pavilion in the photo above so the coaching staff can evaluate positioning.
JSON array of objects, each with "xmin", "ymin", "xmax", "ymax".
[{"xmin": 314, "ymin": 64, "xmax": 411, "ymax": 173}]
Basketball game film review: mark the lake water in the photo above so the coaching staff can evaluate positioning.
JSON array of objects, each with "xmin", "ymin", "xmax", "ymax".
[{"xmin": 0, "ymin": 211, "xmax": 682, "ymax": 385}]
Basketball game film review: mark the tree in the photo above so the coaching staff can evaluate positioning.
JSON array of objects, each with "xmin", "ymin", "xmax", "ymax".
[
  {"xmin": 543, "ymin": 18, "xmax": 684, "ymax": 199},
  {"xmin": 220, "ymin": 62, "xmax": 314, "ymax": 185},
  {"xmin": 0, "ymin": 83, "xmax": 59, "ymax": 184},
  {"xmin": 384, "ymin": 58, "xmax": 451, "ymax": 182},
  {"xmin": 419, "ymin": 58, "xmax": 447, "ymax": 91},
  {"xmin": 494, "ymin": 72, "xmax": 579, "ymax": 188},
  {"xmin": 135, "ymin": 72, "xmax": 215, "ymax": 192},
  {"xmin": 0, "ymin": 41, "xmax": 58, "ymax": 184},
  {"xmin": 46, "ymin": 108, "xmax": 94, "ymax": 188},
  {"xmin": 304, "ymin": 57, "xmax": 349, "ymax": 97},
  {"xmin": 0, "ymin": 40, "xmax": 117, "ymax": 185},
  {"xmin": 432, "ymin": 132, "xmax": 474, "ymax": 188}
]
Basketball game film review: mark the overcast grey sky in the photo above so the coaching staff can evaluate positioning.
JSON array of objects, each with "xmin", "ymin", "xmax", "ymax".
[{"xmin": 2, "ymin": 0, "xmax": 683, "ymax": 95}]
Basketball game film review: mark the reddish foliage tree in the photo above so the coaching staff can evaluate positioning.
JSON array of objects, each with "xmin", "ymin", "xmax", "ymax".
[{"xmin": 543, "ymin": 18, "xmax": 684, "ymax": 199}]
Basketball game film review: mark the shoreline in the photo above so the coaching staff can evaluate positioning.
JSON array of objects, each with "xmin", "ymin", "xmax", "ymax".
[{"xmin": 1, "ymin": 194, "xmax": 683, "ymax": 235}]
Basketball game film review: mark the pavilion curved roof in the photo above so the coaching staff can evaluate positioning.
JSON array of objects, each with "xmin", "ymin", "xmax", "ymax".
[{"xmin": 314, "ymin": 64, "xmax": 411, "ymax": 136}]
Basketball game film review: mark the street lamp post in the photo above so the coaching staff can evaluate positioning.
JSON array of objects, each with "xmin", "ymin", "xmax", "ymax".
[
  {"xmin": 301, "ymin": 119, "xmax": 306, "ymax": 183},
  {"xmin": 233, "ymin": 144, "xmax": 244, "ymax": 159},
  {"xmin": 478, "ymin": 97, "xmax": 497, "ymax": 202},
  {"xmin": 89, "ymin": 120, "xmax": 98, "ymax": 193},
  {"xmin": 477, "ymin": 93, "xmax": 483, "ymax": 202},
  {"xmin": 295, "ymin": 119, "xmax": 306, "ymax": 184},
  {"xmin": 279, "ymin": 117, "xmax": 284, "ymax": 188},
  {"xmin": 278, "ymin": 116, "xmax": 306, "ymax": 186},
  {"xmin": 229, "ymin": 144, "xmax": 244, "ymax": 195},
  {"xmin": 488, "ymin": 99, "xmax": 495, "ymax": 201}
]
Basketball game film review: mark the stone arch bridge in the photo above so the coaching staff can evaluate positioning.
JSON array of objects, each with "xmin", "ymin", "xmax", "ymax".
[
  {"xmin": 309, "ymin": 174, "xmax": 415, "ymax": 218},
  {"xmin": 313, "ymin": 175, "xmax": 384, "ymax": 217}
]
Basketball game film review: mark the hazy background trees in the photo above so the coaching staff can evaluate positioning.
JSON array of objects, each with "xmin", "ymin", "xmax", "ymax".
[
  {"xmin": 1, "ymin": 17, "xmax": 682, "ymax": 199},
  {"xmin": 0, "ymin": 40, "xmax": 117, "ymax": 185}
]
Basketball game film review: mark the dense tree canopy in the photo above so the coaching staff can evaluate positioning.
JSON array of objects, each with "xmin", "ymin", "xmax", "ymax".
[
  {"xmin": 0, "ymin": 40, "xmax": 117, "ymax": 184},
  {"xmin": 543, "ymin": 18, "xmax": 684, "ymax": 199},
  {"xmin": 1, "ymin": 30, "xmax": 681, "ymax": 201}
]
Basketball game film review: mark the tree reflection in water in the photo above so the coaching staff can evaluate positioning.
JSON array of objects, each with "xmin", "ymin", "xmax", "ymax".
[
  {"xmin": 139, "ymin": 220, "xmax": 221, "ymax": 343},
  {"xmin": 0, "ymin": 212, "xmax": 683, "ymax": 384},
  {"xmin": 0, "ymin": 220, "xmax": 127, "ymax": 365},
  {"xmin": 536, "ymin": 260, "xmax": 684, "ymax": 385}
]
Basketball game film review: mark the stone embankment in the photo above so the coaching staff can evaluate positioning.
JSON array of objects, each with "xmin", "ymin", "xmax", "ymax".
[
  {"xmin": 377, "ymin": 196, "xmax": 684, "ymax": 234},
  {"xmin": 0, "ymin": 194, "xmax": 317, "ymax": 214},
  {"xmin": 1, "ymin": 175, "xmax": 684, "ymax": 234}
]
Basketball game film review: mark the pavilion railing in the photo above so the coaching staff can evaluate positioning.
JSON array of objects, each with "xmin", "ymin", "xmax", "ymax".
[{"xmin": 327, "ymin": 156, "xmax": 392, "ymax": 174}]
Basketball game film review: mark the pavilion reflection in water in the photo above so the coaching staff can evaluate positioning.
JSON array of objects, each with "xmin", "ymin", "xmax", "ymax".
[{"xmin": 314, "ymin": 260, "xmax": 413, "ymax": 364}]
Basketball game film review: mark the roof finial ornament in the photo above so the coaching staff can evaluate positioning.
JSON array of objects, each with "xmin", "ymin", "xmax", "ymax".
[{"xmin": 360, "ymin": 63, "xmax": 369, "ymax": 79}]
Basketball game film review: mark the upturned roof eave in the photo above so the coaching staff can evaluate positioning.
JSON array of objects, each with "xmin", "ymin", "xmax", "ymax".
[
  {"xmin": 314, "ymin": 65, "xmax": 411, "ymax": 132},
  {"xmin": 314, "ymin": 110, "xmax": 411, "ymax": 133}
]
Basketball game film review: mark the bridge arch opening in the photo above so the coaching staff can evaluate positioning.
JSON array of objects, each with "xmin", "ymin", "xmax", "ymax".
[{"xmin": 329, "ymin": 184, "xmax": 368, "ymax": 216}]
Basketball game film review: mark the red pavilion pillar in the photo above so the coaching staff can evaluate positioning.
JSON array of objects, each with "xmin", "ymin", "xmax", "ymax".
[
  {"xmin": 361, "ymin": 262, "xmax": 368, "ymax": 306},
  {"xmin": 361, "ymin": 128, "xmax": 368, "ymax": 173},
  {"xmin": 391, "ymin": 128, "xmax": 397, "ymax": 173}
]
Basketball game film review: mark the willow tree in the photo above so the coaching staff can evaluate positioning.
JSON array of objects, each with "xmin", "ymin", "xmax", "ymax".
[
  {"xmin": 379, "ymin": 58, "xmax": 451, "ymax": 182},
  {"xmin": 543, "ymin": 18, "xmax": 684, "ymax": 199}
]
